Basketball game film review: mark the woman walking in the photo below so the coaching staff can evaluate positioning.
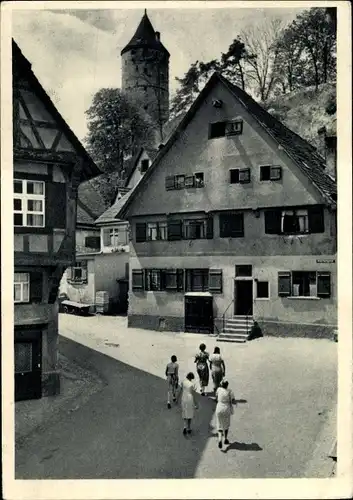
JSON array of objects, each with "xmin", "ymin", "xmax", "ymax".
[
  {"xmin": 194, "ymin": 343, "xmax": 210, "ymax": 395},
  {"xmin": 209, "ymin": 346, "xmax": 226, "ymax": 393},
  {"xmin": 181, "ymin": 372, "xmax": 198, "ymax": 434},
  {"xmin": 165, "ymin": 355, "xmax": 179, "ymax": 409},
  {"xmin": 215, "ymin": 379, "xmax": 234, "ymax": 449}
]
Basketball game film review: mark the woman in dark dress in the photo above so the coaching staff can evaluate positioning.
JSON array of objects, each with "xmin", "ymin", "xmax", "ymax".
[{"xmin": 194, "ymin": 343, "xmax": 210, "ymax": 396}]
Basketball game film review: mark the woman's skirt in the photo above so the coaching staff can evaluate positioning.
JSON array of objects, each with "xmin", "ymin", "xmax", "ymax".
[
  {"xmin": 167, "ymin": 374, "xmax": 178, "ymax": 391},
  {"xmin": 181, "ymin": 394, "xmax": 194, "ymax": 419},
  {"xmin": 212, "ymin": 369, "xmax": 223, "ymax": 390},
  {"xmin": 216, "ymin": 402, "xmax": 232, "ymax": 431},
  {"xmin": 197, "ymin": 364, "xmax": 209, "ymax": 387}
]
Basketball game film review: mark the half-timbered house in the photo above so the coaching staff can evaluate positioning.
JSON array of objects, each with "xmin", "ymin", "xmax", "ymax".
[{"xmin": 13, "ymin": 40, "xmax": 100, "ymax": 400}]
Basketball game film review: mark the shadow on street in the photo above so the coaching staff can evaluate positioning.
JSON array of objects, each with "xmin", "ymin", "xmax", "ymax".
[{"xmin": 16, "ymin": 337, "xmax": 217, "ymax": 479}]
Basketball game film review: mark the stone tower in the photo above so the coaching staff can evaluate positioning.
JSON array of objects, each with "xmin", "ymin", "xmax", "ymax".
[{"xmin": 121, "ymin": 10, "xmax": 170, "ymax": 135}]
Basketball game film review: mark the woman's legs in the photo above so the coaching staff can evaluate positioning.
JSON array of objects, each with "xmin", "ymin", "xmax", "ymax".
[
  {"xmin": 224, "ymin": 428, "xmax": 229, "ymax": 444},
  {"xmin": 183, "ymin": 419, "xmax": 187, "ymax": 434},
  {"xmin": 187, "ymin": 418, "xmax": 192, "ymax": 432},
  {"xmin": 218, "ymin": 430, "xmax": 223, "ymax": 448}
]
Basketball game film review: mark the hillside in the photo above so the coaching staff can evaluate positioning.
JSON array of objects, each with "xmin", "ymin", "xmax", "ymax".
[{"xmin": 264, "ymin": 83, "xmax": 336, "ymax": 152}]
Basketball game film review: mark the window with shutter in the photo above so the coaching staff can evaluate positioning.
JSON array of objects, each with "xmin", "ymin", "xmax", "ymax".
[
  {"xmin": 85, "ymin": 236, "xmax": 100, "ymax": 249},
  {"xmin": 278, "ymin": 272, "xmax": 291, "ymax": 296},
  {"xmin": 164, "ymin": 269, "xmax": 177, "ymax": 290},
  {"xmin": 165, "ymin": 176, "xmax": 175, "ymax": 190},
  {"xmin": 132, "ymin": 270, "xmax": 144, "ymax": 290},
  {"xmin": 308, "ymin": 206, "xmax": 325, "ymax": 233},
  {"xmin": 230, "ymin": 169, "xmax": 240, "ymax": 184},
  {"xmin": 270, "ymin": 166, "xmax": 282, "ymax": 181},
  {"xmin": 317, "ymin": 272, "xmax": 331, "ymax": 297},
  {"xmin": 135, "ymin": 222, "xmax": 147, "ymax": 242},
  {"xmin": 209, "ymin": 269, "xmax": 222, "ymax": 293},
  {"xmin": 30, "ymin": 272, "xmax": 43, "ymax": 303},
  {"xmin": 177, "ymin": 269, "xmax": 184, "ymax": 292},
  {"xmin": 220, "ymin": 213, "xmax": 244, "ymax": 238},
  {"xmin": 184, "ymin": 175, "xmax": 195, "ymax": 188},
  {"xmin": 167, "ymin": 220, "xmax": 182, "ymax": 240},
  {"xmin": 265, "ymin": 210, "xmax": 281, "ymax": 234},
  {"xmin": 225, "ymin": 120, "xmax": 243, "ymax": 136}
]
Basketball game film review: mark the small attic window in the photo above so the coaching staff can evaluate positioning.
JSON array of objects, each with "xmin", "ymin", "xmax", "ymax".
[
  {"xmin": 140, "ymin": 159, "xmax": 149, "ymax": 173},
  {"xmin": 225, "ymin": 120, "xmax": 243, "ymax": 136},
  {"xmin": 209, "ymin": 121, "xmax": 226, "ymax": 139}
]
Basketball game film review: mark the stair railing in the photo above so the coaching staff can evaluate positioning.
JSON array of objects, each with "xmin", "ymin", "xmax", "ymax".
[
  {"xmin": 246, "ymin": 307, "xmax": 253, "ymax": 337},
  {"xmin": 222, "ymin": 299, "xmax": 234, "ymax": 333}
]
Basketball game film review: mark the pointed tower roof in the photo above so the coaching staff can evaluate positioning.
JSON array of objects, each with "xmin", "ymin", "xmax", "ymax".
[{"xmin": 121, "ymin": 10, "xmax": 170, "ymax": 57}]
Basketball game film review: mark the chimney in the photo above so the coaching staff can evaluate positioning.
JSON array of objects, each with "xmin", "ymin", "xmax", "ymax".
[
  {"xmin": 317, "ymin": 126, "xmax": 337, "ymax": 179},
  {"xmin": 155, "ymin": 31, "xmax": 160, "ymax": 41}
]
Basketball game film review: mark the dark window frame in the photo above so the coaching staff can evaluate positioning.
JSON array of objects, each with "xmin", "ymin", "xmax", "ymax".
[
  {"xmin": 278, "ymin": 271, "xmax": 331, "ymax": 298},
  {"xmin": 219, "ymin": 212, "xmax": 244, "ymax": 238},
  {"xmin": 230, "ymin": 168, "xmax": 251, "ymax": 184},
  {"xmin": 236, "ymin": 265, "xmax": 252, "ymax": 277},
  {"xmin": 225, "ymin": 119, "xmax": 243, "ymax": 136},
  {"xmin": 265, "ymin": 206, "xmax": 325, "ymax": 235},
  {"xmin": 140, "ymin": 159, "xmax": 149, "ymax": 173},
  {"xmin": 260, "ymin": 165, "xmax": 282, "ymax": 181},
  {"xmin": 256, "ymin": 281, "xmax": 269, "ymax": 298}
]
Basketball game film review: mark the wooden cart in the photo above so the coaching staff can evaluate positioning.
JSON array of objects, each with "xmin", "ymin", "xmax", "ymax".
[{"xmin": 60, "ymin": 300, "xmax": 91, "ymax": 316}]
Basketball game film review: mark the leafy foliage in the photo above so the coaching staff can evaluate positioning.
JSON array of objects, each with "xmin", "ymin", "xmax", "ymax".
[
  {"xmin": 84, "ymin": 88, "xmax": 156, "ymax": 205},
  {"xmin": 171, "ymin": 7, "xmax": 336, "ymax": 116}
]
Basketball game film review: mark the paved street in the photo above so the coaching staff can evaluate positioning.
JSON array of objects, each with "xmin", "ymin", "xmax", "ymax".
[{"xmin": 15, "ymin": 314, "xmax": 337, "ymax": 479}]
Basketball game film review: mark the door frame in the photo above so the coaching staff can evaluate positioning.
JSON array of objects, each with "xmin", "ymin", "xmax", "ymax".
[
  {"xmin": 15, "ymin": 327, "xmax": 42, "ymax": 401},
  {"xmin": 234, "ymin": 277, "xmax": 254, "ymax": 316}
]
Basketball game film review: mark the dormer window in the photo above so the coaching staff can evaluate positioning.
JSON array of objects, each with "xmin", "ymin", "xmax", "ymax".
[
  {"xmin": 209, "ymin": 120, "xmax": 243, "ymax": 139},
  {"xmin": 260, "ymin": 165, "xmax": 282, "ymax": 181}
]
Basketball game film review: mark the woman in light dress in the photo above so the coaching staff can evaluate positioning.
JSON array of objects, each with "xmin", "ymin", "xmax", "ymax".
[
  {"xmin": 215, "ymin": 379, "xmax": 235, "ymax": 449},
  {"xmin": 165, "ymin": 354, "xmax": 179, "ymax": 409},
  {"xmin": 194, "ymin": 343, "xmax": 210, "ymax": 396},
  {"xmin": 209, "ymin": 346, "xmax": 226, "ymax": 393},
  {"xmin": 181, "ymin": 372, "xmax": 198, "ymax": 434}
]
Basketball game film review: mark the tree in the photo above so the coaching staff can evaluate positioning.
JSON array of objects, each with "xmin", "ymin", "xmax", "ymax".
[
  {"xmin": 240, "ymin": 18, "xmax": 284, "ymax": 101},
  {"xmin": 220, "ymin": 38, "xmax": 255, "ymax": 90},
  {"xmin": 273, "ymin": 26, "xmax": 304, "ymax": 93},
  {"xmin": 170, "ymin": 59, "xmax": 221, "ymax": 117},
  {"xmin": 287, "ymin": 8, "xmax": 336, "ymax": 90},
  {"xmin": 85, "ymin": 88, "xmax": 156, "ymax": 205}
]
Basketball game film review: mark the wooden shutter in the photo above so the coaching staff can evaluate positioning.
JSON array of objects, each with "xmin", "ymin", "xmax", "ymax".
[
  {"xmin": 81, "ymin": 264, "xmax": 88, "ymax": 284},
  {"xmin": 177, "ymin": 269, "xmax": 184, "ymax": 291},
  {"xmin": 132, "ymin": 270, "xmax": 144, "ymax": 290},
  {"xmin": 66, "ymin": 267, "xmax": 73, "ymax": 281},
  {"xmin": 165, "ymin": 269, "xmax": 177, "ymax": 290},
  {"xmin": 265, "ymin": 209, "xmax": 281, "ymax": 234},
  {"xmin": 308, "ymin": 206, "xmax": 325, "ymax": 233},
  {"xmin": 46, "ymin": 182, "xmax": 67, "ymax": 229},
  {"xmin": 206, "ymin": 215, "xmax": 214, "ymax": 239},
  {"xmin": 167, "ymin": 220, "xmax": 182, "ymax": 240},
  {"xmin": 317, "ymin": 272, "xmax": 331, "ymax": 297},
  {"xmin": 209, "ymin": 269, "xmax": 222, "ymax": 293},
  {"xmin": 278, "ymin": 272, "xmax": 291, "ymax": 296},
  {"xmin": 30, "ymin": 272, "xmax": 43, "ymax": 303},
  {"xmin": 239, "ymin": 168, "xmax": 250, "ymax": 183},
  {"xmin": 135, "ymin": 222, "xmax": 147, "ymax": 242},
  {"xmin": 270, "ymin": 166, "xmax": 282, "ymax": 180},
  {"xmin": 165, "ymin": 176, "xmax": 175, "ymax": 190},
  {"xmin": 102, "ymin": 229, "xmax": 110, "ymax": 246}
]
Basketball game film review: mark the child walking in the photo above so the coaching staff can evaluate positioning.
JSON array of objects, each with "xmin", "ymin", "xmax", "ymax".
[{"xmin": 165, "ymin": 355, "xmax": 179, "ymax": 409}]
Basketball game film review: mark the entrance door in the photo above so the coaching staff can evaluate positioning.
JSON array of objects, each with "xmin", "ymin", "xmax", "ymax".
[
  {"xmin": 15, "ymin": 339, "xmax": 42, "ymax": 401},
  {"xmin": 234, "ymin": 280, "xmax": 253, "ymax": 315},
  {"xmin": 185, "ymin": 296, "xmax": 213, "ymax": 333}
]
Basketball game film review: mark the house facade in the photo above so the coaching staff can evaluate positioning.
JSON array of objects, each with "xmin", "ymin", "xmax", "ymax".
[
  {"xmin": 119, "ymin": 73, "xmax": 337, "ymax": 339},
  {"xmin": 13, "ymin": 40, "xmax": 100, "ymax": 401}
]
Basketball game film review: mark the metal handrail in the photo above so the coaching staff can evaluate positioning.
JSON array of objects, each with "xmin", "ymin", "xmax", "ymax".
[
  {"xmin": 246, "ymin": 307, "xmax": 253, "ymax": 336},
  {"xmin": 222, "ymin": 299, "xmax": 234, "ymax": 332}
]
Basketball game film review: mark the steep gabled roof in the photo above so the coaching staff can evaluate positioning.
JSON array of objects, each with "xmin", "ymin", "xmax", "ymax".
[
  {"xmin": 121, "ymin": 11, "xmax": 169, "ymax": 57},
  {"xmin": 77, "ymin": 180, "xmax": 110, "ymax": 226},
  {"xmin": 12, "ymin": 39, "xmax": 101, "ymax": 183},
  {"xmin": 118, "ymin": 72, "xmax": 336, "ymax": 219},
  {"xmin": 124, "ymin": 146, "xmax": 158, "ymax": 187},
  {"xmin": 95, "ymin": 188, "xmax": 137, "ymax": 225}
]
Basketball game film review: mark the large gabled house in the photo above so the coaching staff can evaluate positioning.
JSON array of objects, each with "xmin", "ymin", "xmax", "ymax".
[
  {"xmin": 13, "ymin": 40, "xmax": 101, "ymax": 400},
  {"xmin": 118, "ymin": 72, "xmax": 337, "ymax": 340}
]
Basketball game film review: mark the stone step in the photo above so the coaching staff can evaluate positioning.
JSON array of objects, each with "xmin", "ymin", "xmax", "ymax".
[
  {"xmin": 226, "ymin": 318, "xmax": 253, "ymax": 324},
  {"xmin": 218, "ymin": 332, "xmax": 248, "ymax": 340},
  {"xmin": 217, "ymin": 336, "xmax": 247, "ymax": 344},
  {"xmin": 224, "ymin": 326, "xmax": 250, "ymax": 333}
]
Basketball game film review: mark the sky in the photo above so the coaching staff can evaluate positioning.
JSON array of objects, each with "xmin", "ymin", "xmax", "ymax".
[{"xmin": 11, "ymin": 3, "xmax": 306, "ymax": 142}]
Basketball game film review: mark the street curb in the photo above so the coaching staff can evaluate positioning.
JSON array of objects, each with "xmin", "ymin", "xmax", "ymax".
[{"xmin": 303, "ymin": 405, "xmax": 337, "ymax": 478}]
